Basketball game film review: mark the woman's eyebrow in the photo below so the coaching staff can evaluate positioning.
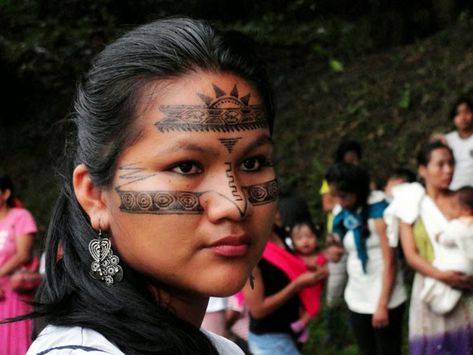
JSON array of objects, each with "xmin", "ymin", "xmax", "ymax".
[
  {"xmin": 240, "ymin": 134, "xmax": 274, "ymax": 156},
  {"xmin": 159, "ymin": 141, "xmax": 217, "ymax": 156}
]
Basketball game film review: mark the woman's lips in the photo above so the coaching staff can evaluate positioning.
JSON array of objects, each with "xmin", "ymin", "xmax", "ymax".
[{"xmin": 207, "ymin": 235, "xmax": 250, "ymax": 257}]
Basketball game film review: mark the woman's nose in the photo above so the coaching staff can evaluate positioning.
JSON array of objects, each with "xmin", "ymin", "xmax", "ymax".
[{"xmin": 201, "ymin": 165, "xmax": 253, "ymax": 223}]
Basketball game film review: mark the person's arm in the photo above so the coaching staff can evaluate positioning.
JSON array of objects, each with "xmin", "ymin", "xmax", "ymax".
[
  {"xmin": 399, "ymin": 222, "xmax": 471, "ymax": 289},
  {"xmin": 372, "ymin": 219, "xmax": 396, "ymax": 328},
  {"xmin": 224, "ymin": 308, "xmax": 241, "ymax": 334},
  {"xmin": 0, "ymin": 233, "xmax": 35, "ymax": 277},
  {"xmin": 243, "ymin": 265, "xmax": 328, "ymax": 319},
  {"xmin": 323, "ymin": 245, "xmax": 345, "ymax": 263}
]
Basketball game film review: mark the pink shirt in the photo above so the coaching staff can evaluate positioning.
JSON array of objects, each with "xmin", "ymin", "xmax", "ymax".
[{"xmin": 0, "ymin": 208, "xmax": 37, "ymax": 267}]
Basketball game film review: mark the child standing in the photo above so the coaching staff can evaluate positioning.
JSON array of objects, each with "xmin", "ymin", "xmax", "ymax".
[{"xmin": 289, "ymin": 221, "xmax": 343, "ymax": 343}]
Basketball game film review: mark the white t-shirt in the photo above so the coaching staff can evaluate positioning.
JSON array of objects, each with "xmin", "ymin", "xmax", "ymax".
[
  {"xmin": 445, "ymin": 130, "xmax": 473, "ymax": 190},
  {"xmin": 435, "ymin": 219, "xmax": 473, "ymax": 274},
  {"xmin": 343, "ymin": 192, "xmax": 407, "ymax": 314},
  {"xmin": 27, "ymin": 325, "xmax": 244, "ymax": 354}
]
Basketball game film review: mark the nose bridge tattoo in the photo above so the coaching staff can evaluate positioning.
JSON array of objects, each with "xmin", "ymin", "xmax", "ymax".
[{"xmin": 114, "ymin": 83, "xmax": 278, "ymax": 215}]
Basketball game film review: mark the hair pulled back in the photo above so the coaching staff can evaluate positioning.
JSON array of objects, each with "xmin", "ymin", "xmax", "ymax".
[
  {"xmin": 35, "ymin": 18, "xmax": 274, "ymax": 355},
  {"xmin": 326, "ymin": 163, "xmax": 371, "ymax": 237},
  {"xmin": 0, "ymin": 175, "xmax": 16, "ymax": 207},
  {"xmin": 416, "ymin": 140, "xmax": 453, "ymax": 167}
]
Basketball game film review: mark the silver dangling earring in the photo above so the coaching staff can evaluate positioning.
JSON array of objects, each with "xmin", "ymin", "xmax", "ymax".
[
  {"xmin": 249, "ymin": 272, "xmax": 255, "ymax": 290},
  {"xmin": 89, "ymin": 228, "xmax": 123, "ymax": 286}
]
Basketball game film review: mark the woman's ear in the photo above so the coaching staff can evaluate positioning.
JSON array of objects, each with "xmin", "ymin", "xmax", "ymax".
[
  {"xmin": 418, "ymin": 165, "xmax": 426, "ymax": 181},
  {"xmin": 73, "ymin": 164, "xmax": 110, "ymax": 230}
]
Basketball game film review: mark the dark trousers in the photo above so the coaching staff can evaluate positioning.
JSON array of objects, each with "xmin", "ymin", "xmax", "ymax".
[{"xmin": 348, "ymin": 303, "xmax": 405, "ymax": 355}]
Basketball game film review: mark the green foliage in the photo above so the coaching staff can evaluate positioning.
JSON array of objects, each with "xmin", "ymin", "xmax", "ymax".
[
  {"xmin": 2, "ymin": 3, "xmax": 473, "ymax": 351},
  {"xmin": 329, "ymin": 59, "xmax": 344, "ymax": 73},
  {"xmin": 398, "ymin": 84, "xmax": 411, "ymax": 109}
]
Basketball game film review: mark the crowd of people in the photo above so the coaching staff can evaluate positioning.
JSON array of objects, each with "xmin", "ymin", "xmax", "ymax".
[
  {"xmin": 198, "ymin": 98, "xmax": 473, "ymax": 355},
  {"xmin": 0, "ymin": 17, "xmax": 472, "ymax": 355}
]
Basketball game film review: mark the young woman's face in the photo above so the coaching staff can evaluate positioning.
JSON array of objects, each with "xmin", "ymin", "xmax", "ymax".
[
  {"xmin": 330, "ymin": 185, "xmax": 358, "ymax": 209},
  {"xmin": 453, "ymin": 103, "xmax": 473, "ymax": 132},
  {"xmin": 291, "ymin": 224, "xmax": 317, "ymax": 256},
  {"xmin": 419, "ymin": 147, "xmax": 454, "ymax": 190},
  {"xmin": 103, "ymin": 71, "xmax": 277, "ymax": 297}
]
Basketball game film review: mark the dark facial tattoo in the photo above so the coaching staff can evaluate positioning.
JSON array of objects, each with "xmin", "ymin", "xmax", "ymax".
[
  {"xmin": 116, "ymin": 83, "xmax": 277, "ymax": 215},
  {"xmin": 155, "ymin": 84, "xmax": 267, "ymax": 133}
]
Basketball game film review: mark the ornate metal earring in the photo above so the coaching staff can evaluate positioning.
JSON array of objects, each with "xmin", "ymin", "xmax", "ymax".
[
  {"xmin": 249, "ymin": 272, "xmax": 255, "ymax": 290},
  {"xmin": 89, "ymin": 229, "xmax": 123, "ymax": 286}
]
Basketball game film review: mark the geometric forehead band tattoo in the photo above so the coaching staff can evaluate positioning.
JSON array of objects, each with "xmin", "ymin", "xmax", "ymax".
[
  {"xmin": 155, "ymin": 84, "xmax": 267, "ymax": 133},
  {"xmin": 116, "ymin": 179, "xmax": 279, "ymax": 215}
]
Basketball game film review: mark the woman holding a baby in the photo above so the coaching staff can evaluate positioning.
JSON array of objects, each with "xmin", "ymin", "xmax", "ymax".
[{"xmin": 393, "ymin": 140, "xmax": 473, "ymax": 354}]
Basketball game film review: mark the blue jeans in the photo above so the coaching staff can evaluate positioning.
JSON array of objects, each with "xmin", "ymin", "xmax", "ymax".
[{"xmin": 248, "ymin": 332, "xmax": 300, "ymax": 355}]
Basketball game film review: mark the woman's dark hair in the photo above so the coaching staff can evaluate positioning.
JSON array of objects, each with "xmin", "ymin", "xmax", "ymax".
[
  {"xmin": 334, "ymin": 140, "xmax": 362, "ymax": 163},
  {"xmin": 416, "ymin": 140, "xmax": 453, "ymax": 167},
  {"xmin": 29, "ymin": 18, "xmax": 274, "ymax": 355},
  {"xmin": 278, "ymin": 195, "xmax": 312, "ymax": 232},
  {"xmin": 449, "ymin": 97, "xmax": 473, "ymax": 122},
  {"xmin": 456, "ymin": 186, "xmax": 473, "ymax": 211},
  {"xmin": 291, "ymin": 220, "xmax": 318, "ymax": 239},
  {"xmin": 0, "ymin": 174, "xmax": 16, "ymax": 208},
  {"xmin": 325, "ymin": 163, "xmax": 371, "ymax": 207},
  {"xmin": 388, "ymin": 168, "xmax": 417, "ymax": 184},
  {"xmin": 326, "ymin": 163, "xmax": 371, "ymax": 237}
]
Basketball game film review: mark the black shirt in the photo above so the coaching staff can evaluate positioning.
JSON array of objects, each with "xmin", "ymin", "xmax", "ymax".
[{"xmin": 249, "ymin": 258, "xmax": 300, "ymax": 335}]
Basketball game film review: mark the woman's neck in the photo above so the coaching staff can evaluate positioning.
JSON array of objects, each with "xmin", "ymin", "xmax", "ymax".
[
  {"xmin": 458, "ymin": 127, "xmax": 473, "ymax": 139},
  {"xmin": 425, "ymin": 184, "xmax": 448, "ymax": 201},
  {"xmin": 0, "ymin": 205, "xmax": 10, "ymax": 220},
  {"xmin": 269, "ymin": 230, "xmax": 285, "ymax": 247},
  {"xmin": 149, "ymin": 285, "xmax": 208, "ymax": 328}
]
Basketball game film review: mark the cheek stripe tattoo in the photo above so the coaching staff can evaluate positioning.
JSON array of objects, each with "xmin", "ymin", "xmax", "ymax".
[
  {"xmin": 117, "ymin": 190, "xmax": 204, "ymax": 214},
  {"xmin": 244, "ymin": 179, "xmax": 280, "ymax": 206},
  {"xmin": 155, "ymin": 84, "xmax": 267, "ymax": 133},
  {"xmin": 115, "ymin": 179, "xmax": 279, "ymax": 215}
]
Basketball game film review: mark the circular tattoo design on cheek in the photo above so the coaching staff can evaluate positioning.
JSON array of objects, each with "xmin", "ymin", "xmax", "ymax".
[
  {"xmin": 153, "ymin": 192, "xmax": 174, "ymax": 209},
  {"xmin": 121, "ymin": 192, "xmax": 136, "ymax": 210},
  {"xmin": 137, "ymin": 192, "xmax": 153, "ymax": 209},
  {"xmin": 249, "ymin": 186, "xmax": 268, "ymax": 202},
  {"xmin": 177, "ymin": 192, "xmax": 201, "ymax": 211}
]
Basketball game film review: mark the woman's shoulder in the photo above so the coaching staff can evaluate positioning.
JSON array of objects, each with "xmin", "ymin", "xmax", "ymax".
[
  {"xmin": 202, "ymin": 329, "xmax": 245, "ymax": 354},
  {"xmin": 3, "ymin": 207, "xmax": 33, "ymax": 221},
  {"xmin": 27, "ymin": 325, "xmax": 125, "ymax": 355}
]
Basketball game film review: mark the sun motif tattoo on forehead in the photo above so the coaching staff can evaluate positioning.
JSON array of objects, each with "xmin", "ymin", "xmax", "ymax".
[{"xmin": 155, "ymin": 84, "xmax": 267, "ymax": 132}]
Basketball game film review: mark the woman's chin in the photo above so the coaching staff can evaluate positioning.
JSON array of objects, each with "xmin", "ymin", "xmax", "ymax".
[{"xmin": 204, "ymin": 273, "xmax": 249, "ymax": 297}]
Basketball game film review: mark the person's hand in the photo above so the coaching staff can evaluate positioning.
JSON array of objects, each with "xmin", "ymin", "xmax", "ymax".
[
  {"xmin": 325, "ymin": 245, "xmax": 345, "ymax": 263},
  {"xmin": 295, "ymin": 267, "xmax": 329, "ymax": 289},
  {"xmin": 325, "ymin": 233, "xmax": 342, "ymax": 247},
  {"xmin": 439, "ymin": 270, "xmax": 473, "ymax": 290},
  {"xmin": 430, "ymin": 132, "xmax": 447, "ymax": 145},
  {"xmin": 372, "ymin": 306, "xmax": 389, "ymax": 328}
]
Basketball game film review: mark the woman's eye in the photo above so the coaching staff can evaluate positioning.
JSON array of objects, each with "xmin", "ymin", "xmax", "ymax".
[
  {"xmin": 171, "ymin": 162, "xmax": 202, "ymax": 175},
  {"xmin": 240, "ymin": 157, "xmax": 270, "ymax": 172}
]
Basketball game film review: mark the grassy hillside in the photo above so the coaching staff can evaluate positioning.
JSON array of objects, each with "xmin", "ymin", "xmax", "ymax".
[
  {"xmin": 270, "ymin": 14, "xmax": 473, "ymax": 220},
  {"xmin": 2, "ymin": 14, "xmax": 473, "ymax": 230}
]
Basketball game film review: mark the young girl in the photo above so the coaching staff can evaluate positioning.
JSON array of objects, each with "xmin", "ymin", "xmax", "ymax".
[
  {"xmin": 23, "ymin": 18, "xmax": 278, "ymax": 354},
  {"xmin": 289, "ymin": 221, "xmax": 343, "ymax": 343},
  {"xmin": 327, "ymin": 163, "xmax": 406, "ymax": 355}
]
